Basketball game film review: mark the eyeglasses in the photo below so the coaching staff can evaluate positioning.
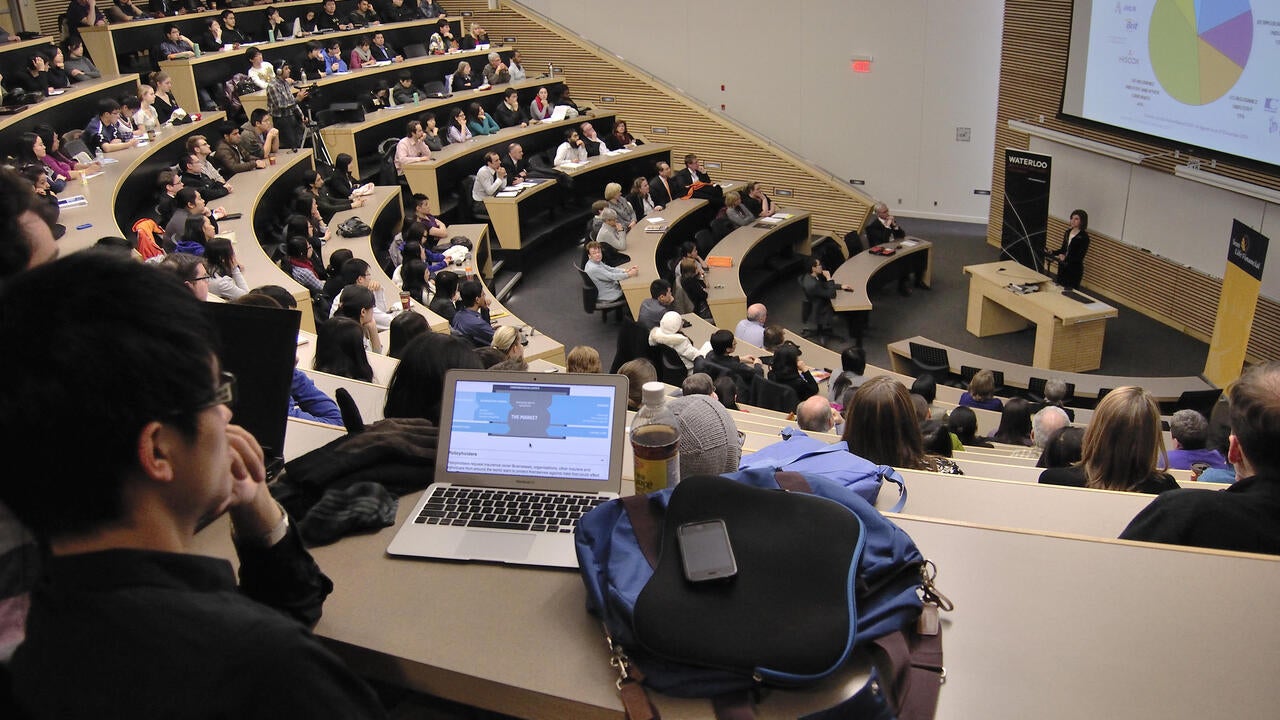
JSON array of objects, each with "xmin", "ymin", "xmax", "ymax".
[
  {"xmin": 195, "ymin": 371, "xmax": 237, "ymax": 412},
  {"xmin": 187, "ymin": 275, "xmax": 211, "ymax": 283},
  {"xmin": 167, "ymin": 371, "xmax": 237, "ymax": 418}
]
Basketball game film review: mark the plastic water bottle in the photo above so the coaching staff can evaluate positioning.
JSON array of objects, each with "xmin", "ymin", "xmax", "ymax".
[
  {"xmin": 631, "ymin": 382, "xmax": 679, "ymax": 494},
  {"xmin": 413, "ymin": 91, "xmax": 419, "ymax": 105},
  {"xmin": 268, "ymin": 28, "xmax": 276, "ymax": 43},
  {"xmin": 300, "ymin": 69, "xmax": 308, "ymax": 83}
]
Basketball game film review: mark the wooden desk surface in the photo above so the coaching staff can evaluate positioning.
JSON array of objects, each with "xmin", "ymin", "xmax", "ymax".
[
  {"xmin": 965, "ymin": 260, "xmax": 1118, "ymax": 326},
  {"xmin": 187, "ymin": 486, "xmax": 1280, "ymax": 719},
  {"xmin": 402, "ymin": 111, "xmax": 614, "ymax": 215},
  {"xmin": 56, "ymin": 112, "xmax": 227, "ymax": 254},
  {"xmin": 0, "ymin": 75, "xmax": 137, "ymax": 136},
  {"xmin": 322, "ymin": 75, "xmax": 566, "ymax": 179},
  {"xmin": 886, "ymin": 335, "xmax": 1217, "ymax": 401},
  {"xmin": 704, "ymin": 212, "xmax": 811, "ymax": 329},
  {"xmin": 482, "ymin": 143, "xmax": 671, "ymax": 251},
  {"xmin": 831, "ymin": 237, "xmax": 933, "ymax": 313},
  {"xmin": 239, "ymin": 45, "xmax": 498, "ymax": 119}
]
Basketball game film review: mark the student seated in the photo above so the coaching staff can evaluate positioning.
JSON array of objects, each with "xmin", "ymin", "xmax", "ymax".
[
  {"xmin": 1040, "ymin": 386, "xmax": 1177, "ymax": 494},
  {"xmin": 0, "ymin": 253, "xmax": 384, "ymax": 718}
]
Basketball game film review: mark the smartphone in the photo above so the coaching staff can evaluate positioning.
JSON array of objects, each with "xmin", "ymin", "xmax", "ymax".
[{"xmin": 677, "ymin": 519, "xmax": 737, "ymax": 583}]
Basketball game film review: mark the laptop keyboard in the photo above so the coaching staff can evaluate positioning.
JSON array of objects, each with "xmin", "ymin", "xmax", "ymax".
[{"xmin": 413, "ymin": 486, "xmax": 610, "ymax": 533}]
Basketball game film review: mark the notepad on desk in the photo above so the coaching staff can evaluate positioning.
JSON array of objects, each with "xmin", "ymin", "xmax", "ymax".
[
  {"xmin": 495, "ymin": 189, "xmax": 522, "ymax": 198},
  {"xmin": 644, "ymin": 224, "xmax": 668, "ymax": 233},
  {"xmin": 57, "ymin": 195, "xmax": 89, "ymax": 209}
]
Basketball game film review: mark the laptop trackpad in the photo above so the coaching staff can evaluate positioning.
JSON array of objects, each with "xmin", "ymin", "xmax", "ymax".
[{"xmin": 458, "ymin": 530, "xmax": 535, "ymax": 562}]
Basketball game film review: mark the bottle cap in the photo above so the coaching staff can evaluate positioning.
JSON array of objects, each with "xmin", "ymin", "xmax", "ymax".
[{"xmin": 641, "ymin": 381, "xmax": 665, "ymax": 407}]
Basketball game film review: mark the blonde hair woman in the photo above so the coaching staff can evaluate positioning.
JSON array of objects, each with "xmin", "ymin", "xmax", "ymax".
[
  {"xmin": 604, "ymin": 181, "xmax": 636, "ymax": 228},
  {"xmin": 1040, "ymin": 386, "xmax": 1177, "ymax": 494}
]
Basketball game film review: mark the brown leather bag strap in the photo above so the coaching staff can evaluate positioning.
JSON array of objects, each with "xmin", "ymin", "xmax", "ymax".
[
  {"xmin": 621, "ymin": 493, "xmax": 661, "ymax": 569},
  {"xmin": 872, "ymin": 622, "xmax": 945, "ymax": 720},
  {"xmin": 620, "ymin": 677, "xmax": 660, "ymax": 720},
  {"xmin": 774, "ymin": 470, "xmax": 813, "ymax": 493}
]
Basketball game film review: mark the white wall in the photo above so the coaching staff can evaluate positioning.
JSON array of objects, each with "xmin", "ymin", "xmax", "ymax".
[{"xmin": 518, "ymin": 0, "xmax": 1004, "ymax": 224}]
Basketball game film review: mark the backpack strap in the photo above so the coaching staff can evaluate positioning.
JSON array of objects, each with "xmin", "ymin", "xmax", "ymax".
[
  {"xmin": 871, "ymin": 620, "xmax": 944, "ymax": 720},
  {"xmin": 621, "ymin": 493, "xmax": 661, "ymax": 569}
]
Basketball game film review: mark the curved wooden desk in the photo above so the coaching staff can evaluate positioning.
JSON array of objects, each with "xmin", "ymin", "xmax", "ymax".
[
  {"xmin": 704, "ymin": 211, "xmax": 811, "ymax": 329},
  {"xmin": 157, "ymin": 17, "xmax": 465, "ymax": 112},
  {"xmin": 0, "ymin": 75, "xmax": 136, "ymax": 138},
  {"xmin": 885, "ymin": 334, "xmax": 1216, "ymax": 402},
  {"xmin": 831, "ymin": 237, "xmax": 933, "ymax": 313},
  {"xmin": 618, "ymin": 181, "xmax": 748, "ymax": 318},
  {"xmin": 402, "ymin": 111, "xmax": 616, "ymax": 215},
  {"xmin": 238, "ymin": 44, "xmax": 498, "ymax": 119},
  {"xmin": 56, "ymin": 112, "xmax": 227, "ymax": 254},
  {"xmin": 481, "ymin": 143, "xmax": 671, "ymax": 252},
  {"xmin": 321, "ymin": 76, "xmax": 566, "ymax": 179}
]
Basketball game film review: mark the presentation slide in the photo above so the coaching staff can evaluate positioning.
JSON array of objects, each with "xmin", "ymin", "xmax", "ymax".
[
  {"xmin": 1063, "ymin": 0, "xmax": 1280, "ymax": 167},
  {"xmin": 447, "ymin": 382, "xmax": 615, "ymax": 481}
]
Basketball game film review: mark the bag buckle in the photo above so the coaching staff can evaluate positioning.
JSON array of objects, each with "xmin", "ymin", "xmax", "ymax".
[
  {"xmin": 602, "ymin": 622, "xmax": 633, "ymax": 689},
  {"xmin": 919, "ymin": 560, "xmax": 954, "ymax": 612}
]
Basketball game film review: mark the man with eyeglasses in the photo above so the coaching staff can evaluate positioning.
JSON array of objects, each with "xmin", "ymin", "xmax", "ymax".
[
  {"xmin": 0, "ymin": 252, "xmax": 385, "ymax": 717},
  {"xmin": 83, "ymin": 98, "xmax": 140, "ymax": 155}
]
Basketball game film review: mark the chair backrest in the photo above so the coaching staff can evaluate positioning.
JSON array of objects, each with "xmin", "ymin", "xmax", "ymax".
[
  {"xmin": 404, "ymin": 43, "xmax": 428, "ymax": 58},
  {"xmin": 611, "ymin": 319, "xmax": 651, "ymax": 373},
  {"xmin": 693, "ymin": 229, "xmax": 716, "ymax": 257},
  {"xmin": 961, "ymin": 365, "xmax": 1004, "ymax": 392},
  {"xmin": 575, "ymin": 264, "xmax": 597, "ymax": 313},
  {"xmin": 750, "ymin": 374, "xmax": 799, "ymax": 414},
  {"xmin": 421, "ymin": 80, "xmax": 445, "ymax": 96},
  {"xmin": 693, "ymin": 355, "xmax": 728, "ymax": 381},
  {"xmin": 457, "ymin": 175, "xmax": 478, "ymax": 221},
  {"xmin": 377, "ymin": 139, "xmax": 400, "ymax": 186},
  {"xmin": 1026, "ymin": 376, "xmax": 1076, "ymax": 403},
  {"xmin": 908, "ymin": 342, "xmax": 950, "ymax": 377},
  {"xmin": 653, "ymin": 344, "xmax": 688, "ymax": 385},
  {"xmin": 1174, "ymin": 388, "xmax": 1223, "ymax": 419},
  {"xmin": 796, "ymin": 276, "xmax": 813, "ymax": 322}
]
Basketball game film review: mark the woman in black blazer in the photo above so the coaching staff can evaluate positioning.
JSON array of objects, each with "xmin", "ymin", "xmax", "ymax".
[{"xmin": 1051, "ymin": 208, "xmax": 1090, "ymax": 290}]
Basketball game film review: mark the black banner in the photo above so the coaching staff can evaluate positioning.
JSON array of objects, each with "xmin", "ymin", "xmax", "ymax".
[
  {"xmin": 1228, "ymin": 219, "xmax": 1268, "ymax": 282},
  {"xmin": 1001, "ymin": 149, "xmax": 1052, "ymax": 271}
]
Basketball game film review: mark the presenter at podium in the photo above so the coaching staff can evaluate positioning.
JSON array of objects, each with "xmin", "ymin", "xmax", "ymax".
[{"xmin": 1050, "ymin": 209, "xmax": 1090, "ymax": 291}]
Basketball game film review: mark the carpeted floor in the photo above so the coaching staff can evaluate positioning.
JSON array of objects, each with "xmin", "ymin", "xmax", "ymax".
[{"xmin": 501, "ymin": 218, "xmax": 1210, "ymax": 378}]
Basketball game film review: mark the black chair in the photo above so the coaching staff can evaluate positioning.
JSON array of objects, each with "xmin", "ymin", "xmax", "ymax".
[
  {"xmin": 421, "ymin": 80, "xmax": 445, "ymax": 96},
  {"xmin": 750, "ymin": 374, "xmax": 799, "ymax": 414},
  {"xmin": 960, "ymin": 365, "xmax": 1004, "ymax": 394},
  {"xmin": 1172, "ymin": 388, "xmax": 1223, "ymax": 419},
  {"xmin": 574, "ymin": 264, "xmax": 628, "ymax": 323},
  {"xmin": 459, "ymin": 175, "xmax": 488, "ymax": 222},
  {"xmin": 693, "ymin": 355, "xmax": 728, "ymax": 381},
  {"xmin": 610, "ymin": 320, "xmax": 652, "ymax": 373},
  {"xmin": 693, "ymin": 229, "xmax": 716, "ymax": 257},
  {"xmin": 1024, "ymin": 377, "xmax": 1076, "ymax": 404},
  {"xmin": 403, "ymin": 43, "xmax": 428, "ymax": 59},
  {"xmin": 908, "ymin": 342, "xmax": 951, "ymax": 382},
  {"xmin": 653, "ymin": 344, "xmax": 688, "ymax": 385}
]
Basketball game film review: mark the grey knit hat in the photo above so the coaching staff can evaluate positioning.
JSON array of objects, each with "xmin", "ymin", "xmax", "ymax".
[{"xmin": 668, "ymin": 394, "xmax": 741, "ymax": 479}]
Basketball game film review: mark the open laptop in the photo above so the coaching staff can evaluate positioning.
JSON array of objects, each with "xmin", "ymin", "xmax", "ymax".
[{"xmin": 387, "ymin": 369, "xmax": 627, "ymax": 568}]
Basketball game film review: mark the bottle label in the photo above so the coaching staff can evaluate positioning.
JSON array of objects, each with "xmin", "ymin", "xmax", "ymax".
[{"xmin": 632, "ymin": 424, "xmax": 679, "ymax": 494}]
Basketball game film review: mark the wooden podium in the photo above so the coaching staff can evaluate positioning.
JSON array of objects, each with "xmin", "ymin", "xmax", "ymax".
[{"xmin": 963, "ymin": 261, "xmax": 1117, "ymax": 372}]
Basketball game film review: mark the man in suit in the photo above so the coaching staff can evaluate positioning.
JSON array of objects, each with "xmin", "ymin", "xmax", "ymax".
[
  {"xmin": 370, "ymin": 31, "xmax": 401, "ymax": 63},
  {"xmin": 501, "ymin": 142, "xmax": 528, "ymax": 183},
  {"xmin": 650, "ymin": 161, "xmax": 683, "ymax": 206},
  {"xmin": 674, "ymin": 153, "xmax": 710, "ymax": 187},
  {"xmin": 864, "ymin": 201, "xmax": 921, "ymax": 295}
]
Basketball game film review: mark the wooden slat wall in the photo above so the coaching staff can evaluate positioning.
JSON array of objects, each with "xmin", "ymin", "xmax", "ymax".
[
  {"xmin": 450, "ymin": 0, "xmax": 874, "ymax": 244},
  {"xmin": 991, "ymin": 0, "xmax": 1280, "ymax": 365},
  {"xmin": 34, "ymin": 0, "xmax": 63, "ymax": 38}
]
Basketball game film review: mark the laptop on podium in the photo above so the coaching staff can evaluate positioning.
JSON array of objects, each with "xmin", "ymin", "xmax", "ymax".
[{"xmin": 387, "ymin": 369, "xmax": 628, "ymax": 569}]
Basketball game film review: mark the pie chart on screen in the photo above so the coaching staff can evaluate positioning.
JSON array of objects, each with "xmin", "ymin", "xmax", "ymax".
[{"xmin": 1149, "ymin": 0, "xmax": 1252, "ymax": 105}]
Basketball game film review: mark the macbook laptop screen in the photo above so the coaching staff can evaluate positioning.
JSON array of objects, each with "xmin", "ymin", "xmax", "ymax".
[{"xmin": 437, "ymin": 370, "xmax": 627, "ymax": 492}]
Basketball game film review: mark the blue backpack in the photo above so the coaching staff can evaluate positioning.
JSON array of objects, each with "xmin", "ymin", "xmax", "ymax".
[
  {"xmin": 575, "ymin": 468, "xmax": 948, "ymax": 720},
  {"xmin": 738, "ymin": 430, "xmax": 908, "ymax": 511}
]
